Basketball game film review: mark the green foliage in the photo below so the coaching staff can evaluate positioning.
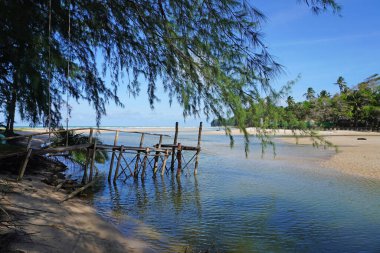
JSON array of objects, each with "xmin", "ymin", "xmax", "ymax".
[
  {"xmin": 212, "ymin": 74, "xmax": 380, "ymax": 130},
  {"xmin": 52, "ymin": 130, "xmax": 108, "ymax": 164},
  {"xmin": 0, "ymin": 0, "xmax": 340, "ymax": 141}
]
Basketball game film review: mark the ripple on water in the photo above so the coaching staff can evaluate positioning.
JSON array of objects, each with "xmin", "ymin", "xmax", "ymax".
[{"xmin": 84, "ymin": 133, "xmax": 380, "ymax": 252}]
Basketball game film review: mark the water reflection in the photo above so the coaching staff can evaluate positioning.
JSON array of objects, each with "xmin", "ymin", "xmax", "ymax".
[{"xmin": 88, "ymin": 132, "xmax": 380, "ymax": 252}]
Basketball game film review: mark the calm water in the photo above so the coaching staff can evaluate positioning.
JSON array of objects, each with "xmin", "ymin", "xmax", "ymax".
[{"xmin": 80, "ymin": 129, "xmax": 380, "ymax": 252}]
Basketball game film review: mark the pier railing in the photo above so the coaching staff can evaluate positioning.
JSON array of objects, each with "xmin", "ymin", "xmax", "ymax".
[{"xmin": 0, "ymin": 122, "xmax": 203, "ymax": 182}]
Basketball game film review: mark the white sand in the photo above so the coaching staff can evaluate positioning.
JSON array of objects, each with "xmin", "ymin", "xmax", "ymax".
[{"xmin": 279, "ymin": 131, "xmax": 380, "ymax": 180}]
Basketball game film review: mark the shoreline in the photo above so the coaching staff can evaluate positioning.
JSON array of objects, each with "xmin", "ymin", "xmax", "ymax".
[
  {"xmin": 9, "ymin": 126, "xmax": 380, "ymax": 136},
  {"xmin": 0, "ymin": 175, "xmax": 156, "ymax": 253},
  {"xmin": 2, "ymin": 127, "xmax": 380, "ymax": 252},
  {"xmin": 278, "ymin": 133, "xmax": 380, "ymax": 181}
]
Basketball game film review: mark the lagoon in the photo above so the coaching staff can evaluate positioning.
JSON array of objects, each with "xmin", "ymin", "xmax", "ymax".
[{"xmin": 77, "ymin": 129, "xmax": 380, "ymax": 252}]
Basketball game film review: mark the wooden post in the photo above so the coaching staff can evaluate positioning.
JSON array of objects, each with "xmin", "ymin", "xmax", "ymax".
[
  {"xmin": 65, "ymin": 129, "xmax": 69, "ymax": 147},
  {"xmin": 113, "ymin": 145, "xmax": 124, "ymax": 182},
  {"xmin": 82, "ymin": 128, "xmax": 94, "ymax": 184},
  {"xmin": 134, "ymin": 133, "xmax": 145, "ymax": 178},
  {"xmin": 141, "ymin": 148, "xmax": 149, "ymax": 180},
  {"xmin": 194, "ymin": 122, "xmax": 203, "ymax": 175},
  {"xmin": 161, "ymin": 149, "xmax": 169, "ymax": 176},
  {"xmin": 89, "ymin": 140, "xmax": 97, "ymax": 182},
  {"xmin": 17, "ymin": 136, "xmax": 33, "ymax": 181},
  {"xmin": 108, "ymin": 130, "xmax": 119, "ymax": 181},
  {"xmin": 170, "ymin": 122, "xmax": 179, "ymax": 171},
  {"xmin": 176, "ymin": 143, "xmax": 182, "ymax": 177},
  {"xmin": 153, "ymin": 135, "xmax": 163, "ymax": 176},
  {"xmin": 26, "ymin": 136, "xmax": 33, "ymax": 150},
  {"xmin": 17, "ymin": 148, "xmax": 32, "ymax": 181}
]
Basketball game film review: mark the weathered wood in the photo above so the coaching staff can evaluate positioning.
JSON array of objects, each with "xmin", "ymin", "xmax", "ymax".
[
  {"xmin": 82, "ymin": 129, "xmax": 94, "ymax": 184},
  {"xmin": 3, "ymin": 127, "xmax": 170, "ymax": 142},
  {"xmin": 153, "ymin": 135, "xmax": 163, "ymax": 175},
  {"xmin": 141, "ymin": 148, "xmax": 150, "ymax": 180},
  {"xmin": 54, "ymin": 179, "xmax": 68, "ymax": 192},
  {"xmin": 16, "ymin": 135, "xmax": 33, "ymax": 181},
  {"xmin": 113, "ymin": 145, "xmax": 124, "ymax": 182},
  {"xmin": 176, "ymin": 143, "xmax": 182, "ymax": 177},
  {"xmin": 108, "ymin": 130, "xmax": 119, "ymax": 181},
  {"xmin": 194, "ymin": 122, "xmax": 203, "ymax": 175},
  {"xmin": 33, "ymin": 144, "xmax": 90, "ymax": 155},
  {"xmin": 60, "ymin": 177, "xmax": 99, "ymax": 203},
  {"xmin": 170, "ymin": 122, "xmax": 179, "ymax": 171},
  {"xmin": 134, "ymin": 133, "xmax": 145, "ymax": 178},
  {"xmin": 65, "ymin": 129, "xmax": 69, "ymax": 147},
  {"xmin": 26, "ymin": 136, "xmax": 33, "ymax": 150},
  {"xmin": 89, "ymin": 140, "xmax": 97, "ymax": 182},
  {"xmin": 161, "ymin": 149, "xmax": 169, "ymax": 176},
  {"xmin": 17, "ymin": 148, "xmax": 32, "ymax": 181}
]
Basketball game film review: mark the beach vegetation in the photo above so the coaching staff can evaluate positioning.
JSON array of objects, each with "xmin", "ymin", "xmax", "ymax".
[
  {"xmin": 52, "ymin": 130, "xmax": 108, "ymax": 165},
  {"xmin": 211, "ymin": 74, "xmax": 380, "ymax": 130},
  {"xmin": 0, "ymin": 1, "xmax": 339, "ymax": 145}
]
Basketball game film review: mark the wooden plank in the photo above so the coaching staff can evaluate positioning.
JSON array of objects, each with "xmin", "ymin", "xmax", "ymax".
[
  {"xmin": 94, "ymin": 128, "xmax": 170, "ymax": 137},
  {"xmin": 141, "ymin": 148, "xmax": 149, "ymax": 180},
  {"xmin": 108, "ymin": 130, "xmax": 119, "ymax": 181},
  {"xmin": 113, "ymin": 145, "xmax": 124, "ymax": 182},
  {"xmin": 134, "ymin": 133, "xmax": 145, "ymax": 178},
  {"xmin": 161, "ymin": 149, "xmax": 169, "ymax": 176},
  {"xmin": 153, "ymin": 135, "xmax": 163, "ymax": 176},
  {"xmin": 194, "ymin": 122, "xmax": 203, "ymax": 175},
  {"xmin": 89, "ymin": 140, "xmax": 97, "ymax": 182},
  {"xmin": 0, "ymin": 143, "xmax": 90, "ymax": 159},
  {"xmin": 26, "ymin": 135, "xmax": 33, "ymax": 150},
  {"xmin": 3, "ymin": 127, "xmax": 91, "ymax": 141},
  {"xmin": 17, "ymin": 148, "xmax": 32, "ymax": 181},
  {"xmin": 82, "ymin": 129, "xmax": 94, "ymax": 184},
  {"xmin": 176, "ymin": 143, "xmax": 182, "ymax": 177},
  {"xmin": 61, "ymin": 177, "xmax": 100, "ymax": 203},
  {"xmin": 33, "ymin": 144, "xmax": 91, "ymax": 155},
  {"xmin": 170, "ymin": 122, "xmax": 179, "ymax": 171}
]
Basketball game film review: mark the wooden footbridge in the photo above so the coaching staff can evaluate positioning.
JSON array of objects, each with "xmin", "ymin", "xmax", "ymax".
[{"xmin": 0, "ymin": 122, "xmax": 203, "ymax": 184}]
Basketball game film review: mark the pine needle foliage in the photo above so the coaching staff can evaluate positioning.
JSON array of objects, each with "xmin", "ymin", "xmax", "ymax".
[
  {"xmin": 0, "ymin": 0, "xmax": 340, "ymax": 151},
  {"xmin": 52, "ymin": 130, "xmax": 108, "ymax": 164}
]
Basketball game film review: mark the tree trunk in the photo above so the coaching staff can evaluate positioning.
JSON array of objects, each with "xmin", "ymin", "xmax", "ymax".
[{"xmin": 5, "ymin": 87, "xmax": 17, "ymax": 134}]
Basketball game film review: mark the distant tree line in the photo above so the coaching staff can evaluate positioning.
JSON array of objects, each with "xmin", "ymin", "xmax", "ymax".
[{"xmin": 211, "ymin": 75, "xmax": 380, "ymax": 130}]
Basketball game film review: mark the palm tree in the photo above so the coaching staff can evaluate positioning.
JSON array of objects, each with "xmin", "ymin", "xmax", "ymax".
[
  {"xmin": 304, "ymin": 87, "xmax": 316, "ymax": 101},
  {"xmin": 319, "ymin": 90, "xmax": 331, "ymax": 98},
  {"xmin": 286, "ymin": 96, "xmax": 295, "ymax": 107},
  {"xmin": 335, "ymin": 76, "xmax": 348, "ymax": 93}
]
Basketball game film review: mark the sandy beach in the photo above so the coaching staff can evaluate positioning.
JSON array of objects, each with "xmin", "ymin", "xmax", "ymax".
[
  {"xmin": 0, "ymin": 175, "xmax": 156, "ymax": 253},
  {"xmin": 278, "ymin": 131, "xmax": 380, "ymax": 180}
]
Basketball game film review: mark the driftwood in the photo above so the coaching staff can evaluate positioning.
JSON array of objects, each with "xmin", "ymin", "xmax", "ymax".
[
  {"xmin": 60, "ymin": 176, "xmax": 99, "ymax": 203},
  {"xmin": 54, "ymin": 179, "xmax": 69, "ymax": 192}
]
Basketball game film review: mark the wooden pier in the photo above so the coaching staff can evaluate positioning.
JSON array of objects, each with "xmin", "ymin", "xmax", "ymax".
[{"xmin": 0, "ymin": 122, "xmax": 203, "ymax": 184}]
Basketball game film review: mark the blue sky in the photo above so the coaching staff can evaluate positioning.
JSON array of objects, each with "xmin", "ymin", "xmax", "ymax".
[{"xmin": 10, "ymin": 0, "xmax": 380, "ymax": 127}]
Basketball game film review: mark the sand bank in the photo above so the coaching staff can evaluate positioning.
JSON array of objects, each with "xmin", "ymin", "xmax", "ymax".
[
  {"xmin": 10, "ymin": 127, "xmax": 380, "ymax": 181},
  {"xmin": 0, "ymin": 176, "xmax": 156, "ymax": 253},
  {"xmin": 13, "ymin": 126, "xmax": 380, "ymax": 136},
  {"xmin": 279, "ymin": 131, "xmax": 380, "ymax": 180}
]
